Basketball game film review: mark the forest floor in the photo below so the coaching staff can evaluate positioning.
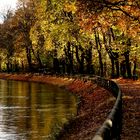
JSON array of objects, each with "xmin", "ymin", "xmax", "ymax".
[{"xmin": 0, "ymin": 73, "xmax": 139, "ymax": 140}]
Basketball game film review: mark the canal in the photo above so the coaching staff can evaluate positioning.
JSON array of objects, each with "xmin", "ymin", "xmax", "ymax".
[{"xmin": 0, "ymin": 79, "xmax": 78, "ymax": 140}]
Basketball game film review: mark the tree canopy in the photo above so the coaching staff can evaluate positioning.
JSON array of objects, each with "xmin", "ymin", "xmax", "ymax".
[{"xmin": 0, "ymin": 0, "xmax": 139, "ymax": 78}]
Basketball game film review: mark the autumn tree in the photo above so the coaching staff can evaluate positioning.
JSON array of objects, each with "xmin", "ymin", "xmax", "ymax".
[
  {"xmin": 0, "ymin": 9, "xmax": 16, "ymax": 72},
  {"xmin": 13, "ymin": 0, "xmax": 36, "ymax": 71},
  {"xmin": 76, "ymin": 0, "xmax": 140, "ymax": 78},
  {"xmin": 0, "ymin": 0, "xmax": 139, "ymax": 77}
]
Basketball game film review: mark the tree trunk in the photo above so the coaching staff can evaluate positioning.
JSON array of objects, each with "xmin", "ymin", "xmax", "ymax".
[
  {"xmin": 111, "ymin": 58, "xmax": 115, "ymax": 78},
  {"xmin": 64, "ymin": 42, "xmax": 74, "ymax": 74},
  {"xmin": 75, "ymin": 45, "xmax": 85, "ymax": 74},
  {"xmin": 133, "ymin": 60, "xmax": 137, "ymax": 76},
  {"xmin": 103, "ymin": 30, "xmax": 120, "ymax": 78},
  {"xmin": 124, "ymin": 51, "xmax": 132, "ymax": 78},
  {"xmin": 132, "ymin": 59, "xmax": 138, "ymax": 80},
  {"xmin": 36, "ymin": 51, "xmax": 43, "ymax": 68},
  {"xmin": 25, "ymin": 33, "xmax": 33, "ymax": 71},
  {"xmin": 99, "ymin": 52, "xmax": 104, "ymax": 76},
  {"xmin": 85, "ymin": 44, "xmax": 93, "ymax": 74},
  {"xmin": 26, "ymin": 45, "xmax": 33, "ymax": 71},
  {"xmin": 120, "ymin": 60, "xmax": 126, "ymax": 78},
  {"xmin": 31, "ymin": 47, "xmax": 43, "ymax": 69},
  {"xmin": 53, "ymin": 58, "xmax": 59, "ymax": 73},
  {"xmin": 115, "ymin": 59, "xmax": 120, "ymax": 78},
  {"xmin": 94, "ymin": 30, "xmax": 104, "ymax": 76}
]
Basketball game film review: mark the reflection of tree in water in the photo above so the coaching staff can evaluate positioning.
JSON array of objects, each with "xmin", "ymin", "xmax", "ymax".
[{"xmin": 0, "ymin": 80, "xmax": 77, "ymax": 140}]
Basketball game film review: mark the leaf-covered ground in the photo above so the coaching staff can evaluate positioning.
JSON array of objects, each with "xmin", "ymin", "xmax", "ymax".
[
  {"xmin": 57, "ymin": 79, "xmax": 115, "ymax": 140},
  {"xmin": 58, "ymin": 78, "xmax": 140, "ymax": 140},
  {"xmin": 115, "ymin": 78, "xmax": 140, "ymax": 140}
]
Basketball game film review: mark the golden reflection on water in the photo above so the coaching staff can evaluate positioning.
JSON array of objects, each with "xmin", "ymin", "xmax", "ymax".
[{"xmin": 0, "ymin": 80, "xmax": 77, "ymax": 140}]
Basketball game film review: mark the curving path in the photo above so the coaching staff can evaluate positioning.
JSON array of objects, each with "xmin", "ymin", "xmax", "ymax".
[{"xmin": 115, "ymin": 79, "xmax": 140, "ymax": 140}]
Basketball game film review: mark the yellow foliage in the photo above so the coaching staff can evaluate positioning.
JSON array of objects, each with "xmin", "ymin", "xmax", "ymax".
[
  {"xmin": 44, "ymin": 35, "xmax": 53, "ymax": 51},
  {"xmin": 64, "ymin": 2, "xmax": 77, "ymax": 13}
]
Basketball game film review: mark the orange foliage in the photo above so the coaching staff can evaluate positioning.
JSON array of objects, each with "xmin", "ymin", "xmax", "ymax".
[{"xmin": 76, "ymin": 0, "xmax": 140, "ymax": 39}]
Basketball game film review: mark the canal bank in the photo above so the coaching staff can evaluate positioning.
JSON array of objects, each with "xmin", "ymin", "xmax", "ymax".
[{"xmin": 0, "ymin": 73, "xmax": 114, "ymax": 139}]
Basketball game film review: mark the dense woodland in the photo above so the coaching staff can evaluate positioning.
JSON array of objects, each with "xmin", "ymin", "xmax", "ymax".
[{"xmin": 0, "ymin": 0, "xmax": 140, "ymax": 78}]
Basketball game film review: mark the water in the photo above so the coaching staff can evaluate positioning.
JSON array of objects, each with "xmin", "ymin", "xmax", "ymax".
[{"xmin": 0, "ymin": 79, "xmax": 77, "ymax": 140}]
